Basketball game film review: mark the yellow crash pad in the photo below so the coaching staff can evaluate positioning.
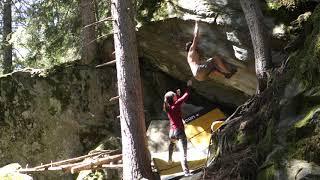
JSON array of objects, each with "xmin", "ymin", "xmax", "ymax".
[
  {"xmin": 153, "ymin": 158, "xmax": 206, "ymax": 175},
  {"xmin": 185, "ymin": 108, "xmax": 225, "ymax": 150},
  {"xmin": 152, "ymin": 107, "xmax": 225, "ymax": 176}
]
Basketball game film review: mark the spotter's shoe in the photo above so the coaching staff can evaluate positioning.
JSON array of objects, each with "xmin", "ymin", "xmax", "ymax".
[{"xmin": 184, "ymin": 172, "xmax": 193, "ymax": 177}]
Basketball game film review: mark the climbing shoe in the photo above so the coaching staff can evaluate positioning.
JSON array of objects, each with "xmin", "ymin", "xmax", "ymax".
[{"xmin": 184, "ymin": 172, "xmax": 193, "ymax": 177}]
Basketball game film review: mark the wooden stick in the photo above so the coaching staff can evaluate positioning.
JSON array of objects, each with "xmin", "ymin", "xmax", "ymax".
[
  {"xmin": 96, "ymin": 60, "xmax": 116, "ymax": 68},
  {"xmin": 71, "ymin": 154, "xmax": 122, "ymax": 174},
  {"xmin": 101, "ymin": 164, "xmax": 123, "ymax": 169},
  {"xmin": 90, "ymin": 149, "xmax": 121, "ymax": 156},
  {"xmin": 19, "ymin": 166, "xmax": 66, "ymax": 173},
  {"xmin": 19, "ymin": 161, "xmax": 87, "ymax": 173},
  {"xmin": 19, "ymin": 155, "xmax": 122, "ymax": 174},
  {"xmin": 109, "ymin": 96, "xmax": 120, "ymax": 102},
  {"xmin": 33, "ymin": 150, "xmax": 113, "ymax": 170},
  {"xmin": 18, "ymin": 150, "xmax": 122, "ymax": 174},
  {"xmin": 83, "ymin": 17, "xmax": 113, "ymax": 29},
  {"xmin": 18, "ymin": 168, "xmax": 42, "ymax": 173}
]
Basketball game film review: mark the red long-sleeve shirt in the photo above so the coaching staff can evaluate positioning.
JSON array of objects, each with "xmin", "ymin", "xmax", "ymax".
[{"xmin": 167, "ymin": 88, "xmax": 190, "ymax": 130}]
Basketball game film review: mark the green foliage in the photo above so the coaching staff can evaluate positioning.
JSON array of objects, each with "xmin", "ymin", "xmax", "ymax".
[
  {"xmin": 93, "ymin": 0, "xmax": 113, "ymax": 45},
  {"xmin": 2, "ymin": 0, "xmax": 113, "ymax": 71},
  {"xmin": 19, "ymin": 0, "xmax": 81, "ymax": 68},
  {"xmin": 1, "ymin": 0, "xmax": 167, "ymax": 71},
  {"xmin": 84, "ymin": 170, "xmax": 106, "ymax": 180},
  {"xmin": 266, "ymin": 1, "xmax": 283, "ymax": 10},
  {"xmin": 136, "ymin": 0, "xmax": 165, "ymax": 23},
  {"xmin": 266, "ymin": 0, "xmax": 310, "ymax": 9},
  {"xmin": 264, "ymin": 1, "xmax": 316, "ymax": 26}
]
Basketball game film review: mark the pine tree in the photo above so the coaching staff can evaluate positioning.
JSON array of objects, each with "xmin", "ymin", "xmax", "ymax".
[
  {"xmin": 80, "ymin": 0, "xmax": 97, "ymax": 64},
  {"xmin": 240, "ymin": 0, "xmax": 272, "ymax": 94},
  {"xmin": 2, "ymin": 0, "xmax": 12, "ymax": 74},
  {"xmin": 111, "ymin": 0, "xmax": 154, "ymax": 179}
]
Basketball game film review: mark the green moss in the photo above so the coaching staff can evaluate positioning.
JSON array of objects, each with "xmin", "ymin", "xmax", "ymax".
[
  {"xmin": 266, "ymin": 0, "xmax": 309, "ymax": 9},
  {"xmin": 236, "ymin": 131, "xmax": 246, "ymax": 144},
  {"xmin": 257, "ymin": 165, "xmax": 277, "ymax": 180},
  {"xmin": 48, "ymin": 98, "xmax": 62, "ymax": 116},
  {"xmin": 295, "ymin": 105, "xmax": 320, "ymax": 128},
  {"xmin": 286, "ymin": 105, "xmax": 320, "ymax": 164},
  {"xmin": 1, "ymin": 174, "xmax": 26, "ymax": 180},
  {"xmin": 258, "ymin": 119, "xmax": 275, "ymax": 154},
  {"xmin": 266, "ymin": 1, "xmax": 283, "ymax": 10},
  {"xmin": 50, "ymin": 84, "xmax": 70, "ymax": 110},
  {"xmin": 287, "ymin": 106, "xmax": 319, "ymax": 142},
  {"xmin": 312, "ymin": 5, "xmax": 320, "ymax": 30},
  {"xmin": 71, "ymin": 68, "xmax": 82, "ymax": 81},
  {"xmin": 315, "ymin": 34, "xmax": 320, "ymax": 59},
  {"xmin": 287, "ymin": 132, "xmax": 320, "ymax": 164},
  {"xmin": 286, "ymin": 5, "xmax": 320, "ymax": 88},
  {"xmin": 236, "ymin": 130, "xmax": 256, "ymax": 146}
]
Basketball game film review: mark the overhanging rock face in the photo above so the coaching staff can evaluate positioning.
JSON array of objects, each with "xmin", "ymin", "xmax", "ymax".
[
  {"xmin": 134, "ymin": 0, "xmax": 288, "ymax": 106},
  {"xmin": 135, "ymin": 0, "xmax": 260, "ymax": 106},
  {"xmin": 137, "ymin": 18, "xmax": 256, "ymax": 106}
]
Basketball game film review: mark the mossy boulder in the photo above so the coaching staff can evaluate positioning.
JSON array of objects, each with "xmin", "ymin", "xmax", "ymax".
[
  {"xmin": 257, "ymin": 6, "xmax": 320, "ymax": 179},
  {"xmin": 0, "ymin": 163, "xmax": 33, "ymax": 180}
]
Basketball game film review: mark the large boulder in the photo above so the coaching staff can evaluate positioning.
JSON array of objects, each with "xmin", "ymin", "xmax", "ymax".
[
  {"xmin": 0, "ymin": 64, "xmax": 119, "ymax": 169},
  {"xmin": 137, "ymin": 18, "xmax": 256, "ymax": 106},
  {"xmin": 132, "ymin": 0, "xmax": 293, "ymax": 106}
]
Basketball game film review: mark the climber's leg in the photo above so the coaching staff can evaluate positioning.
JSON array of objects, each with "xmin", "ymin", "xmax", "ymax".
[{"xmin": 210, "ymin": 55, "xmax": 237, "ymax": 78}]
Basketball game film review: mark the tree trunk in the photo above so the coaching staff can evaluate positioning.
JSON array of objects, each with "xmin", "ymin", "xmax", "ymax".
[
  {"xmin": 79, "ymin": 0, "xmax": 97, "ymax": 64},
  {"xmin": 240, "ymin": 0, "xmax": 272, "ymax": 94},
  {"xmin": 111, "ymin": 0, "xmax": 154, "ymax": 179},
  {"xmin": 2, "ymin": 0, "xmax": 12, "ymax": 74}
]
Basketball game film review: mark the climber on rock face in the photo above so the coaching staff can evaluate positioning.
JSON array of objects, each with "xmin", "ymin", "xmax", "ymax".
[{"xmin": 186, "ymin": 20, "xmax": 237, "ymax": 81}]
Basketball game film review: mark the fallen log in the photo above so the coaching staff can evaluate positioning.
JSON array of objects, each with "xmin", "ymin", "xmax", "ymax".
[
  {"xmin": 32, "ymin": 149, "xmax": 118, "ymax": 170},
  {"xmin": 101, "ymin": 164, "xmax": 123, "ymax": 169},
  {"xmin": 71, "ymin": 154, "xmax": 122, "ymax": 174}
]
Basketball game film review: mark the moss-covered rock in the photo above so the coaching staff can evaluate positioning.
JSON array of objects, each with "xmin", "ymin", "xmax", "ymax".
[
  {"xmin": 286, "ymin": 106, "xmax": 320, "ymax": 164},
  {"xmin": 257, "ymin": 164, "xmax": 278, "ymax": 180},
  {"xmin": 0, "ymin": 163, "xmax": 33, "ymax": 180},
  {"xmin": 0, "ymin": 62, "xmax": 120, "ymax": 179}
]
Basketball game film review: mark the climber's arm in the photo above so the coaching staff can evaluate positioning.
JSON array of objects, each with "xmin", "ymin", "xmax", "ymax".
[{"xmin": 189, "ymin": 21, "xmax": 199, "ymax": 52}]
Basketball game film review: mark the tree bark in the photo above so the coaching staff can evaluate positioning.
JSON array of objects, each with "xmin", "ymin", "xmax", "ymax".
[
  {"xmin": 79, "ymin": 0, "xmax": 97, "ymax": 64},
  {"xmin": 111, "ymin": 0, "xmax": 154, "ymax": 179},
  {"xmin": 2, "ymin": 0, "xmax": 12, "ymax": 74},
  {"xmin": 240, "ymin": 0, "xmax": 272, "ymax": 94}
]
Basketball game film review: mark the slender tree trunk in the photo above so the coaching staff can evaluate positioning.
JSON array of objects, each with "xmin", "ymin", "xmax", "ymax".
[
  {"xmin": 111, "ymin": 0, "xmax": 154, "ymax": 179},
  {"xmin": 240, "ymin": 0, "xmax": 272, "ymax": 94},
  {"xmin": 79, "ymin": 0, "xmax": 97, "ymax": 64},
  {"xmin": 2, "ymin": 0, "xmax": 12, "ymax": 74}
]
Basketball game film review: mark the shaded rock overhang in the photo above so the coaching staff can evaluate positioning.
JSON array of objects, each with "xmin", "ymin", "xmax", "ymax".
[{"xmin": 135, "ymin": 18, "xmax": 257, "ymax": 106}]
